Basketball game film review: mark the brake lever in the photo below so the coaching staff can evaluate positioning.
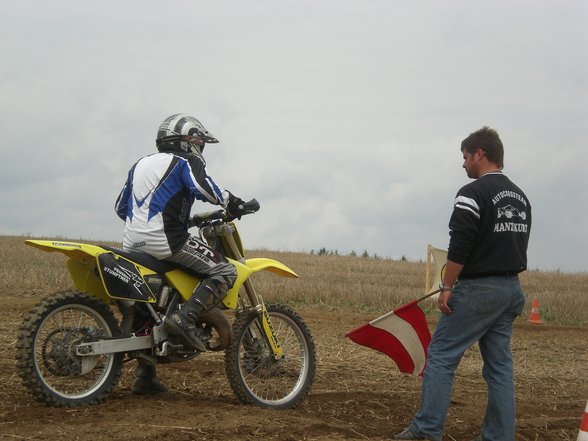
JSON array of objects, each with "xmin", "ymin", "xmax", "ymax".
[{"xmin": 190, "ymin": 209, "xmax": 226, "ymax": 228}]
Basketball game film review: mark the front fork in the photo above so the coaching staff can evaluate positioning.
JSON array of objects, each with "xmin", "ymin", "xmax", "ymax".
[
  {"xmin": 222, "ymin": 230, "xmax": 284, "ymax": 360},
  {"xmin": 243, "ymin": 280, "xmax": 284, "ymax": 360}
]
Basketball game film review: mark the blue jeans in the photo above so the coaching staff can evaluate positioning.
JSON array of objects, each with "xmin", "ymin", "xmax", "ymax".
[{"xmin": 409, "ymin": 275, "xmax": 526, "ymax": 441}]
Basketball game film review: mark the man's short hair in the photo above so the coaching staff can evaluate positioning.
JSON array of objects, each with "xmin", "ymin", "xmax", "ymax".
[{"xmin": 461, "ymin": 126, "xmax": 504, "ymax": 168}]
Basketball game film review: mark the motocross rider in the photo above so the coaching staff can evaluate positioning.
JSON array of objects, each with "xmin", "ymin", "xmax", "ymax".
[{"xmin": 115, "ymin": 114, "xmax": 244, "ymax": 395}]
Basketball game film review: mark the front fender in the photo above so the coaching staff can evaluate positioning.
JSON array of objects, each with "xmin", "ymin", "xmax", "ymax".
[
  {"xmin": 244, "ymin": 258, "xmax": 299, "ymax": 279},
  {"xmin": 222, "ymin": 258, "xmax": 299, "ymax": 309}
]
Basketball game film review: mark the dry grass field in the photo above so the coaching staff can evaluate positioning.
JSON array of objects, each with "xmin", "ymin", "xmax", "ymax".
[{"xmin": 1, "ymin": 235, "xmax": 587, "ymax": 440}]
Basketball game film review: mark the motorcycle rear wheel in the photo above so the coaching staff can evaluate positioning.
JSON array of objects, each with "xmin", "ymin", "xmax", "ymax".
[
  {"xmin": 16, "ymin": 291, "xmax": 124, "ymax": 407},
  {"xmin": 224, "ymin": 303, "xmax": 316, "ymax": 409}
]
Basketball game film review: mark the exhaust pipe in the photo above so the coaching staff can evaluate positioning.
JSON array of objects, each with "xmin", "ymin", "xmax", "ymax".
[{"xmin": 198, "ymin": 308, "xmax": 232, "ymax": 351}]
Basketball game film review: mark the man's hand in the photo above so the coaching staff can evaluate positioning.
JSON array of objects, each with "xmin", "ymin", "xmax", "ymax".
[
  {"xmin": 438, "ymin": 258, "xmax": 464, "ymax": 316},
  {"xmin": 438, "ymin": 290, "xmax": 453, "ymax": 315},
  {"xmin": 226, "ymin": 192, "xmax": 245, "ymax": 219}
]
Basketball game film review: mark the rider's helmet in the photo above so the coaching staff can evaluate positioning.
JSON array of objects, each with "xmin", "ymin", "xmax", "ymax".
[{"xmin": 156, "ymin": 114, "xmax": 219, "ymax": 156}]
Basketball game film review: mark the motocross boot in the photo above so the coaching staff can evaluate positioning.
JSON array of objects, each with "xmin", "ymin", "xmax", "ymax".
[
  {"xmin": 132, "ymin": 359, "xmax": 169, "ymax": 395},
  {"xmin": 164, "ymin": 280, "xmax": 224, "ymax": 352}
]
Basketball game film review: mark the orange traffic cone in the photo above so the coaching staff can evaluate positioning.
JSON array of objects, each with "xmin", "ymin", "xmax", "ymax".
[
  {"xmin": 578, "ymin": 400, "xmax": 588, "ymax": 441},
  {"xmin": 528, "ymin": 297, "xmax": 543, "ymax": 324}
]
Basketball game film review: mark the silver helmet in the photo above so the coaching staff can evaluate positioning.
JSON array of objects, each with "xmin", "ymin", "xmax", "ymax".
[{"xmin": 156, "ymin": 114, "xmax": 219, "ymax": 155}]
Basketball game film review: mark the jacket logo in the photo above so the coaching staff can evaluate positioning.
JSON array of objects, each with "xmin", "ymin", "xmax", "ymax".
[
  {"xmin": 497, "ymin": 204, "xmax": 527, "ymax": 221},
  {"xmin": 494, "ymin": 204, "xmax": 528, "ymax": 233}
]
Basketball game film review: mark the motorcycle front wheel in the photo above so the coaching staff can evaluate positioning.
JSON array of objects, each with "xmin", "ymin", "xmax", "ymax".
[
  {"xmin": 16, "ymin": 291, "xmax": 124, "ymax": 407},
  {"xmin": 224, "ymin": 303, "xmax": 316, "ymax": 409}
]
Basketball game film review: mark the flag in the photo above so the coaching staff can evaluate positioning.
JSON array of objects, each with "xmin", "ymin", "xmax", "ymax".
[
  {"xmin": 425, "ymin": 244, "xmax": 448, "ymax": 297},
  {"xmin": 346, "ymin": 300, "xmax": 431, "ymax": 376}
]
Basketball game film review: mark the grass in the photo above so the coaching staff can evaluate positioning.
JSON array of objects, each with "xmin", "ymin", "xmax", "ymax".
[{"xmin": 2, "ymin": 235, "xmax": 587, "ymax": 325}]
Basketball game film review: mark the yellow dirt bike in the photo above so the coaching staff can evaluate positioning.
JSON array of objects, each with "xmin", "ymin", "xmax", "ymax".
[{"xmin": 16, "ymin": 199, "xmax": 316, "ymax": 409}]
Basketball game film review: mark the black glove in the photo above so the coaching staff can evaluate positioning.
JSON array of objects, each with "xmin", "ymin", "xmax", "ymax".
[{"xmin": 226, "ymin": 192, "xmax": 245, "ymax": 219}]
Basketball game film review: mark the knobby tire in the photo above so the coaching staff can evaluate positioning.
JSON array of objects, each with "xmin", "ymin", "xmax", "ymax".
[
  {"xmin": 16, "ymin": 291, "xmax": 124, "ymax": 407},
  {"xmin": 224, "ymin": 303, "xmax": 316, "ymax": 409}
]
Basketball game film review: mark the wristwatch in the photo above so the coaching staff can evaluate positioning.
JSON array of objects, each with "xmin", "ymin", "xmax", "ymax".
[{"xmin": 438, "ymin": 283, "xmax": 453, "ymax": 292}]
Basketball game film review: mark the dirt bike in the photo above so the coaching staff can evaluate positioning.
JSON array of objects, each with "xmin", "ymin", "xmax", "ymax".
[{"xmin": 16, "ymin": 199, "xmax": 316, "ymax": 410}]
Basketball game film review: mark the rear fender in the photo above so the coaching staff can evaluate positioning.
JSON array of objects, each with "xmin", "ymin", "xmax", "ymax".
[
  {"xmin": 26, "ymin": 240, "xmax": 105, "ymax": 261},
  {"xmin": 25, "ymin": 240, "xmax": 158, "ymax": 303},
  {"xmin": 26, "ymin": 240, "xmax": 110, "ymax": 302}
]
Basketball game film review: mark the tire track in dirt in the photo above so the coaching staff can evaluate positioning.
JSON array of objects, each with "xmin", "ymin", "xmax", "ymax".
[{"xmin": 1, "ymin": 293, "xmax": 586, "ymax": 440}]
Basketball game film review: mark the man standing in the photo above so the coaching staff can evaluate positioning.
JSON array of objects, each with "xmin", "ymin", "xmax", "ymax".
[{"xmin": 394, "ymin": 127, "xmax": 531, "ymax": 441}]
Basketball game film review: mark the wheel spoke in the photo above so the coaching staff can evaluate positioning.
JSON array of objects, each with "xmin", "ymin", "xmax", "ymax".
[
  {"xmin": 225, "ymin": 304, "xmax": 316, "ymax": 409},
  {"xmin": 17, "ymin": 292, "xmax": 124, "ymax": 407}
]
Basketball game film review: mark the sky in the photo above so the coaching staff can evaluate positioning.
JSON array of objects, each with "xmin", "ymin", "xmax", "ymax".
[{"xmin": 1, "ymin": 1, "xmax": 587, "ymax": 273}]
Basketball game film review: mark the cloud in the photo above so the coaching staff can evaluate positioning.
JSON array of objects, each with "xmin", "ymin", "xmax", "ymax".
[{"xmin": 1, "ymin": 1, "xmax": 587, "ymax": 272}]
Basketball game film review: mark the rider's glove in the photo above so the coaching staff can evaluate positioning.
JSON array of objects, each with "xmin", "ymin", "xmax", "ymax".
[{"xmin": 226, "ymin": 192, "xmax": 245, "ymax": 220}]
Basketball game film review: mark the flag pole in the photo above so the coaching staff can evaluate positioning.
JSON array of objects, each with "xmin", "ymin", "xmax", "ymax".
[
  {"xmin": 347, "ymin": 288, "xmax": 439, "ymax": 376},
  {"xmin": 386, "ymin": 288, "xmax": 442, "ymax": 316},
  {"xmin": 415, "ymin": 288, "xmax": 441, "ymax": 304}
]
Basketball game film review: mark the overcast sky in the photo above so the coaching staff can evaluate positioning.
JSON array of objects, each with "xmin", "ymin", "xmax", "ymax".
[{"xmin": 1, "ymin": 1, "xmax": 586, "ymax": 273}]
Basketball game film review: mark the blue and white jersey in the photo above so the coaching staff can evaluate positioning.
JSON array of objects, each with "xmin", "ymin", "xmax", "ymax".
[{"xmin": 115, "ymin": 151, "xmax": 228, "ymax": 258}]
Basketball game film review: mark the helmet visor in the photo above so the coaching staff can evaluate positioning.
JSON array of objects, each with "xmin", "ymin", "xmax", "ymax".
[
  {"xmin": 194, "ymin": 130, "xmax": 218, "ymax": 144},
  {"xmin": 199, "ymin": 132, "xmax": 218, "ymax": 144},
  {"xmin": 186, "ymin": 125, "xmax": 218, "ymax": 144}
]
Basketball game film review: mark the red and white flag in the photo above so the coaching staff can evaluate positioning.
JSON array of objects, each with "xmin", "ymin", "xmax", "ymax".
[{"xmin": 346, "ymin": 299, "xmax": 432, "ymax": 376}]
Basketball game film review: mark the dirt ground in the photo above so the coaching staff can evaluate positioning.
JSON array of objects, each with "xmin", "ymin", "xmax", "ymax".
[{"xmin": 1, "ymin": 291, "xmax": 586, "ymax": 441}]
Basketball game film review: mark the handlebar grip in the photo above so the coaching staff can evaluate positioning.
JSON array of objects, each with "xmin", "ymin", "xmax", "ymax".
[
  {"xmin": 239, "ymin": 198, "xmax": 260, "ymax": 213},
  {"xmin": 190, "ymin": 198, "xmax": 260, "ymax": 227}
]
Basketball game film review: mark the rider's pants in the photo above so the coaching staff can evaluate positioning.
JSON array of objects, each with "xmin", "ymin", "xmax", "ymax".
[{"xmin": 164, "ymin": 235, "xmax": 237, "ymax": 296}]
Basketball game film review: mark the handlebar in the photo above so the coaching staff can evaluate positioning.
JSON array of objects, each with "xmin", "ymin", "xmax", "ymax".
[{"xmin": 189, "ymin": 198, "xmax": 260, "ymax": 228}]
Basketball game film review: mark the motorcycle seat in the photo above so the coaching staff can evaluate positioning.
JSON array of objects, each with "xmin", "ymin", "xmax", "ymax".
[{"xmin": 100, "ymin": 245, "xmax": 204, "ymax": 278}]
